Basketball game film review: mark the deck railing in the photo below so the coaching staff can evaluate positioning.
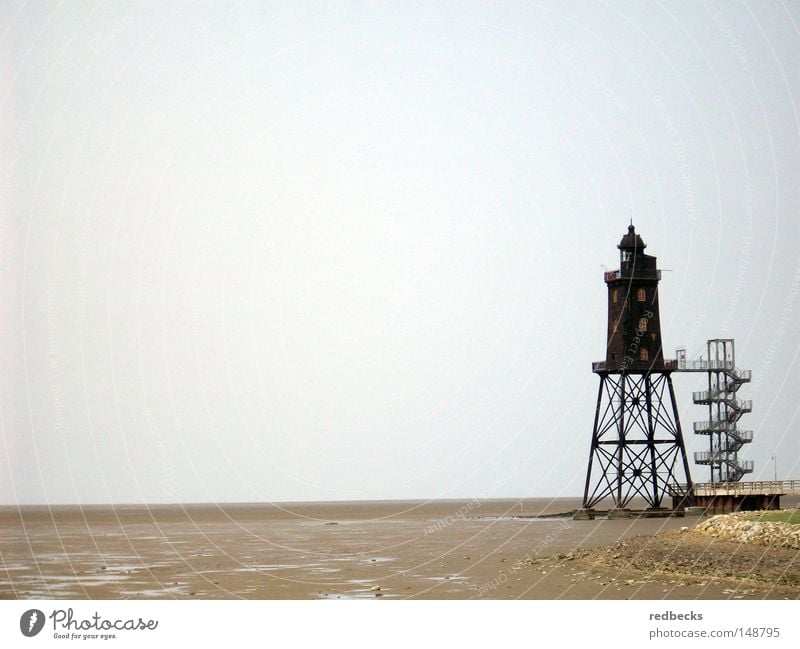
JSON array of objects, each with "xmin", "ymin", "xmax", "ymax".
[
  {"xmin": 694, "ymin": 419, "xmax": 736, "ymax": 433},
  {"xmin": 672, "ymin": 359, "xmax": 735, "ymax": 371},
  {"xmin": 669, "ymin": 479, "xmax": 800, "ymax": 497},
  {"xmin": 604, "ymin": 269, "xmax": 661, "ymax": 282},
  {"xmin": 691, "ymin": 392, "xmax": 752, "ymax": 411}
]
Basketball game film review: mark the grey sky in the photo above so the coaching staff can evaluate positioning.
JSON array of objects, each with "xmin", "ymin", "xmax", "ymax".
[{"xmin": 1, "ymin": 1, "xmax": 799, "ymax": 504}]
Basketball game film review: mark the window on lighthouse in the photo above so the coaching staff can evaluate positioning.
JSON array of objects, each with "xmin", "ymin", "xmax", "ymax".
[
  {"xmin": 640, "ymin": 348, "xmax": 649, "ymax": 361},
  {"xmin": 638, "ymin": 317, "xmax": 648, "ymax": 332},
  {"xmin": 612, "ymin": 289, "xmax": 618, "ymax": 303},
  {"xmin": 637, "ymin": 288, "xmax": 646, "ymax": 302}
]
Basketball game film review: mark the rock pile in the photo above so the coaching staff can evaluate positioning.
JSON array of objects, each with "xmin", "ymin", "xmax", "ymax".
[{"xmin": 695, "ymin": 511, "xmax": 800, "ymax": 550}]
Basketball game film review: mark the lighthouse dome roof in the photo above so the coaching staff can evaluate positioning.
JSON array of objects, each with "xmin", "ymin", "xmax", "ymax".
[{"xmin": 617, "ymin": 224, "xmax": 646, "ymax": 250}]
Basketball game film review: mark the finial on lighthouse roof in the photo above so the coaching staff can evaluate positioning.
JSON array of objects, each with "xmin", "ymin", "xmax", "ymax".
[{"xmin": 618, "ymin": 223, "xmax": 646, "ymax": 250}]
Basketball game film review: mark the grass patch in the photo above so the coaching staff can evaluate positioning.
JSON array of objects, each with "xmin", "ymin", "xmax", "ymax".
[{"xmin": 752, "ymin": 510, "xmax": 800, "ymax": 524}]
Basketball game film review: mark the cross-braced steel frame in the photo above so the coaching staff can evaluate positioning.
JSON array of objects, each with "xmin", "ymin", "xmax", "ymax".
[{"xmin": 583, "ymin": 371, "xmax": 693, "ymax": 509}]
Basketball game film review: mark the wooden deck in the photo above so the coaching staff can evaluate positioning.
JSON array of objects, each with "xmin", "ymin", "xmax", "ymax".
[
  {"xmin": 668, "ymin": 480, "xmax": 799, "ymax": 514},
  {"xmin": 687, "ymin": 479, "xmax": 800, "ymax": 497}
]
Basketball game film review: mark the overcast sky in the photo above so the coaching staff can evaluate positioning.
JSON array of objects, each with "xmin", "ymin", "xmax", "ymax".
[{"xmin": 2, "ymin": 1, "xmax": 799, "ymax": 505}]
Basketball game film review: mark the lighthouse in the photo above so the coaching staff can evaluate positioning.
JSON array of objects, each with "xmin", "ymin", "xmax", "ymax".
[{"xmin": 582, "ymin": 225, "xmax": 692, "ymax": 512}]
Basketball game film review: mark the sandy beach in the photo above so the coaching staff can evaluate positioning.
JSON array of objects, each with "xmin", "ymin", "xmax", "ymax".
[{"xmin": 2, "ymin": 498, "xmax": 799, "ymax": 600}]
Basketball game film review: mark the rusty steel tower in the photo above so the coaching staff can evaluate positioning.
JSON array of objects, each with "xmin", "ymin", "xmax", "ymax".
[{"xmin": 582, "ymin": 225, "xmax": 692, "ymax": 511}]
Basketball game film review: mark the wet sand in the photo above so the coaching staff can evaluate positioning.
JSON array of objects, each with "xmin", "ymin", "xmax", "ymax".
[{"xmin": 2, "ymin": 498, "xmax": 798, "ymax": 599}]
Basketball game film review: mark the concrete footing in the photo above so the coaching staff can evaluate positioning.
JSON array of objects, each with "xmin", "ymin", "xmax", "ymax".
[
  {"xmin": 640, "ymin": 507, "xmax": 681, "ymax": 518},
  {"xmin": 569, "ymin": 507, "xmax": 688, "ymax": 520},
  {"xmin": 572, "ymin": 508, "xmax": 595, "ymax": 520},
  {"xmin": 606, "ymin": 508, "xmax": 632, "ymax": 519}
]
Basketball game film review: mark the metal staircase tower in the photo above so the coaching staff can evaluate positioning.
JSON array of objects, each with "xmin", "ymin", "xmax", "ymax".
[{"xmin": 676, "ymin": 340, "xmax": 754, "ymax": 482}]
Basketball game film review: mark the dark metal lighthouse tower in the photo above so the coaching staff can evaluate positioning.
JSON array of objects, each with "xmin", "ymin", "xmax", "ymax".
[{"xmin": 582, "ymin": 225, "xmax": 692, "ymax": 512}]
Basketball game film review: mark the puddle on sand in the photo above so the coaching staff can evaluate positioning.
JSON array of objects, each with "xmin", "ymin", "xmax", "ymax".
[
  {"xmin": 6, "ymin": 573, "xmax": 132, "ymax": 598},
  {"xmin": 318, "ymin": 588, "xmax": 395, "ymax": 600},
  {"xmin": 8, "ymin": 570, "xmax": 204, "ymax": 599},
  {"xmin": 118, "ymin": 584, "xmax": 190, "ymax": 598},
  {"xmin": 236, "ymin": 564, "xmax": 302, "ymax": 572},
  {"xmin": 233, "ymin": 563, "xmax": 344, "ymax": 576},
  {"xmin": 40, "ymin": 574, "xmax": 128, "ymax": 583},
  {"xmin": 357, "ymin": 556, "xmax": 396, "ymax": 565},
  {"xmin": 98, "ymin": 562, "xmax": 175, "ymax": 572},
  {"xmin": 418, "ymin": 575, "xmax": 469, "ymax": 582}
]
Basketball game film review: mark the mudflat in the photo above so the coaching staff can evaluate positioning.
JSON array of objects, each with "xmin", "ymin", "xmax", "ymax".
[{"xmin": 1, "ymin": 498, "xmax": 798, "ymax": 599}]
